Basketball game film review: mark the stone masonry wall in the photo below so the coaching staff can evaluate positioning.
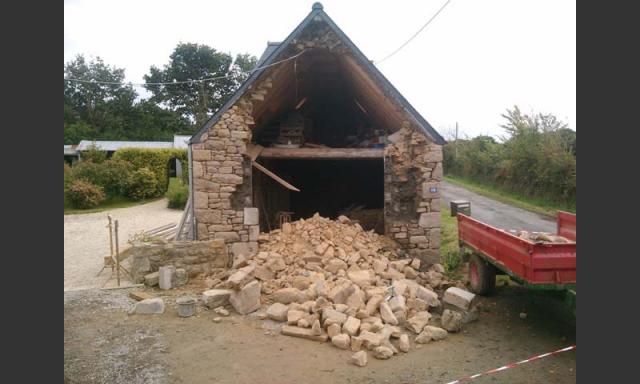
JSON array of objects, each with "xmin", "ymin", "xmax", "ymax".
[
  {"xmin": 129, "ymin": 239, "xmax": 229, "ymax": 283},
  {"xmin": 384, "ymin": 123, "xmax": 443, "ymax": 266},
  {"xmin": 191, "ymin": 98, "xmax": 262, "ymax": 256}
]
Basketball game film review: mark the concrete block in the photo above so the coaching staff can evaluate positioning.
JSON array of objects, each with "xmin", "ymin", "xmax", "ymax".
[{"xmin": 158, "ymin": 266, "xmax": 174, "ymax": 290}]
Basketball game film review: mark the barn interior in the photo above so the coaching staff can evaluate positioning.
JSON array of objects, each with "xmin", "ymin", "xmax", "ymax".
[{"xmin": 249, "ymin": 46, "xmax": 407, "ymax": 233}]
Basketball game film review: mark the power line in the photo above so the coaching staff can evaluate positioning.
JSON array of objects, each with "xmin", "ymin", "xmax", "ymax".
[
  {"xmin": 375, "ymin": 0, "xmax": 453, "ymax": 65},
  {"xmin": 64, "ymin": 50, "xmax": 306, "ymax": 87}
]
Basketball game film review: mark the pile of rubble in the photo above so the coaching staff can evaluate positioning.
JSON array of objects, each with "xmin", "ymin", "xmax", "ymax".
[
  {"xmin": 508, "ymin": 230, "xmax": 574, "ymax": 244},
  {"xmin": 201, "ymin": 214, "xmax": 477, "ymax": 366}
]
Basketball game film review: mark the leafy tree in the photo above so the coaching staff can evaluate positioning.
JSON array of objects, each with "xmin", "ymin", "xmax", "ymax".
[
  {"xmin": 64, "ymin": 55, "xmax": 136, "ymax": 135},
  {"xmin": 144, "ymin": 43, "xmax": 257, "ymax": 126}
]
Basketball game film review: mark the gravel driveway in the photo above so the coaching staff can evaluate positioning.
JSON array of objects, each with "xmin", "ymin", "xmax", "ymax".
[
  {"xmin": 441, "ymin": 181, "xmax": 557, "ymax": 233},
  {"xmin": 64, "ymin": 199, "xmax": 183, "ymax": 291}
]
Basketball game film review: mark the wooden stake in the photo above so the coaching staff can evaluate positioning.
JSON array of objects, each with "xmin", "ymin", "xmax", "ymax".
[{"xmin": 115, "ymin": 220, "xmax": 120, "ymax": 287}]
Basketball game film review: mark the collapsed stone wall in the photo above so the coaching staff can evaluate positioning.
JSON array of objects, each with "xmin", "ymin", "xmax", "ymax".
[
  {"xmin": 129, "ymin": 239, "xmax": 229, "ymax": 283},
  {"xmin": 384, "ymin": 124, "xmax": 443, "ymax": 265},
  {"xmin": 191, "ymin": 23, "xmax": 443, "ymax": 264}
]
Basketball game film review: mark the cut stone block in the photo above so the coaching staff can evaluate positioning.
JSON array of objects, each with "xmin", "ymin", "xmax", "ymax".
[
  {"xmin": 244, "ymin": 207, "xmax": 259, "ymax": 225},
  {"xmin": 229, "ymin": 280, "xmax": 261, "ymax": 315},
  {"xmin": 158, "ymin": 266, "xmax": 174, "ymax": 290},
  {"xmin": 144, "ymin": 272, "xmax": 159, "ymax": 286},
  {"xmin": 202, "ymin": 289, "xmax": 233, "ymax": 308},
  {"xmin": 443, "ymin": 287, "xmax": 477, "ymax": 311},
  {"xmin": 266, "ymin": 302, "xmax": 289, "ymax": 322},
  {"xmin": 281, "ymin": 325, "xmax": 329, "ymax": 342},
  {"xmin": 351, "ymin": 350, "xmax": 368, "ymax": 367},
  {"xmin": 130, "ymin": 298, "xmax": 164, "ymax": 314}
]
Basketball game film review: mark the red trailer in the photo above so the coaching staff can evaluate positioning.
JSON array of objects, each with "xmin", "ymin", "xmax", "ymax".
[{"xmin": 457, "ymin": 212, "xmax": 576, "ymax": 295}]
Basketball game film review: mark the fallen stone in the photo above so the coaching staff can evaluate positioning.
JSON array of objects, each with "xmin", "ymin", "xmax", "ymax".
[
  {"xmin": 227, "ymin": 265, "xmax": 256, "ymax": 289},
  {"xmin": 229, "ymin": 280, "xmax": 261, "ymax": 315},
  {"xmin": 144, "ymin": 272, "xmax": 159, "ymax": 286},
  {"xmin": 253, "ymin": 265, "xmax": 275, "ymax": 281},
  {"xmin": 431, "ymin": 263, "xmax": 446, "ymax": 274},
  {"xmin": 417, "ymin": 286, "xmax": 440, "ymax": 308},
  {"xmin": 404, "ymin": 266, "xmax": 418, "ymax": 279},
  {"xmin": 351, "ymin": 350, "xmax": 368, "ymax": 367},
  {"xmin": 379, "ymin": 302, "xmax": 398, "ymax": 325},
  {"xmin": 424, "ymin": 325, "xmax": 448, "ymax": 341},
  {"xmin": 441, "ymin": 309, "xmax": 463, "ymax": 332},
  {"xmin": 281, "ymin": 325, "xmax": 329, "ymax": 342},
  {"xmin": 398, "ymin": 334, "xmax": 410, "ymax": 352},
  {"xmin": 272, "ymin": 288, "xmax": 306, "ymax": 304},
  {"xmin": 351, "ymin": 337, "xmax": 363, "ymax": 351},
  {"xmin": 372, "ymin": 259, "xmax": 387, "ymax": 274},
  {"xmin": 407, "ymin": 297, "xmax": 428, "ymax": 312},
  {"xmin": 358, "ymin": 331, "xmax": 384, "ymax": 350},
  {"xmin": 343, "ymin": 316, "xmax": 361, "ymax": 336},
  {"xmin": 174, "ymin": 268, "xmax": 188, "ymax": 286},
  {"xmin": 325, "ymin": 258, "xmax": 348, "ymax": 274},
  {"xmin": 214, "ymin": 307, "xmax": 229, "ymax": 316},
  {"xmin": 130, "ymin": 298, "xmax": 164, "ymax": 314},
  {"xmin": 298, "ymin": 318, "xmax": 310, "ymax": 328},
  {"xmin": 287, "ymin": 310, "xmax": 307, "ymax": 325},
  {"xmin": 347, "ymin": 270, "xmax": 374, "ymax": 288},
  {"xmin": 331, "ymin": 333, "xmax": 351, "ymax": 349},
  {"xmin": 266, "ymin": 302, "xmax": 289, "ymax": 322},
  {"xmin": 327, "ymin": 323, "xmax": 342, "ymax": 338},
  {"xmin": 365, "ymin": 295, "xmax": 384, "ymax": 316},
  {"xmin": 212, "ymin": 317, "xmax": 222, "ymax": 323},
  {"xmin": 311, "ymin": 319, "xmax": 322, "ymax": 335},
  {"xmin": 202, "ymin": 289, "xmax": 233, "ymax": 308},
  {"xmin": 389, "ymin": 295, "xmax": 406, "ymax": 313},
  {"xmin": 443, "ymin": 287, "xmax": 476, "ymax": 311},
  {"xmin": 406, "ymin": 311, "xmax": 431, "ymax": 334},
  {"xmin": 373, "ymin": 346, "xmax": 394, "ymax": 359},
  {"xmin": 322, "ymin": 308, "xmax": 348, "ymax": 326},
  {"xmin": 410, "ymin": 258, "xmax": 421, "ymax": 270}
]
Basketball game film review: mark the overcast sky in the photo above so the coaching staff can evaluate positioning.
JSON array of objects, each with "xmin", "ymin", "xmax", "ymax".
[{"xmin": 64, "ymin": 0, "xmax": 576, "ymax": 139}]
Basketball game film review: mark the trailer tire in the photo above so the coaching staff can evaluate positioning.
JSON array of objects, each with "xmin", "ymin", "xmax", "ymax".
[{"xmin": 469, "ymin": 253, "xmax": 496, "ymax": 295}]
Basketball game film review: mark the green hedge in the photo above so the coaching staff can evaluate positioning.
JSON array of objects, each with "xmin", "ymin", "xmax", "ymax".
[{"xmin": 113, "ymin": 148, "xmax": 188, "ymax": 194}]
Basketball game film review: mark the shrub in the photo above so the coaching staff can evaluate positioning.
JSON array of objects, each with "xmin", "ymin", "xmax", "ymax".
[
  {"xmin": 66, "ymin": 179, "xmax": 106, "ymax": 208},
  {"xmin": 69, "ymin": 159, "xmax": 134, "ymax": 197},
  {"xmin": 64, "ymin": 163, "xmax": 72, "ymax": 189},
  {"xmin": 113, "ymin": 148, "xmax": 188, "ymax": 194},
  {"xmin": 81, "ymin": 144, "xmax": 107, "ymax": 163},
  {"xmin": 125, "ymin": 167, "xmax": 160, "ymax": 200},
  {"xmin": 166, "ymin": 180, "xmax": 189, "ymax": 209}
]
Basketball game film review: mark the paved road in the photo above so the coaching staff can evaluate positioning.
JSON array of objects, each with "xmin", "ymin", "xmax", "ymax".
[{"xmin": 441, "ymin": 181, "xmax": 556, "ymax": 233}]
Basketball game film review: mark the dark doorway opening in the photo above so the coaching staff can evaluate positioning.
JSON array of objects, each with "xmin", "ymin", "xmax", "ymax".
[{"xmin": 253, "ymin": 158, "xmax": 384, "ymax": 233}]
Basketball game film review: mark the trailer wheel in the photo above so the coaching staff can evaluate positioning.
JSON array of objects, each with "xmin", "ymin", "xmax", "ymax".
[{"xmin": 469, "ymin": 253, "xmax": 496, "ymax": 295}]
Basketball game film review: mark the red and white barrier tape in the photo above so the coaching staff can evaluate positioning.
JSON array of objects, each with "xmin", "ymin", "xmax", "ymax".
[{"xmin": 443, "ymin": 345, "xmax": 576, "ymax": 384}]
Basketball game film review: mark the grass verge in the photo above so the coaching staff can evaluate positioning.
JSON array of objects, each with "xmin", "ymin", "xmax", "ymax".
[
  {"xmin": 444, "ymin": 175, "xmax": 575, "ymax": 217},
  {"xmin": 440, "ymin": 207, "xmax": 465, "ymax": 279}
]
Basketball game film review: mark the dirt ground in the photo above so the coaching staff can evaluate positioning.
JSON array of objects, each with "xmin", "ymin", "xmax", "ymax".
[
  {"xmin": 64, "ymin": 199, "xmax": 183, "ymax": 291},
  {"xmin": 64, "ymin": 279, "xmax": 576, "ymax": 384}
]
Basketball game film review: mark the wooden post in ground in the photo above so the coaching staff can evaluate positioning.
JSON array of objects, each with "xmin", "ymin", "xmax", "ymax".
[{"xmin": 115, "ymin": 220, "xmax": 120, "ymax": 287}]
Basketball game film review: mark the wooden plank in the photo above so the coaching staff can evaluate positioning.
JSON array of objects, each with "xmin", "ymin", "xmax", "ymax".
[
  {"xmin": 129, "ymin": 291, "xmax": 155, "ymax": 301},
  {"xmin": 259, "ymin": 147, "xmax": 384, "ymax": 159},
  {"xmin": 246, "ymin": 143, "xmax": 264, "ymax": 161},
  {"xmin": 252, "ymin": 161, "xmax": 301, "ymax": 192}
]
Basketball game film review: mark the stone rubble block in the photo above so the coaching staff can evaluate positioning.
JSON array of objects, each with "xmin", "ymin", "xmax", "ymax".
[
  {"xmin": 443, "ymin": 287, "xmax": 477, "ymax": 311},
  {"xmin": 130, "ymin": 298, "xmax": 165, "ymax": 315},
  {"xmin": 202, "ymin": 289, "xmax": 233, "ymax": 309},
  {"xmin": 229, "ymin": 280, "xmax": 261, "ymax": 315}
]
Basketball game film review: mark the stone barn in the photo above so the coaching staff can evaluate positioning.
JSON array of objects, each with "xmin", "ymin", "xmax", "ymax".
[{"xmin": 187, "ymin": 3, "xmax": 445, "ymax": 265}]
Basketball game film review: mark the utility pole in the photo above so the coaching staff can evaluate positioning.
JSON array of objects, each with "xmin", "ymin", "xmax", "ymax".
[{"xmin": 455, "ymin": 122, "xmax": 459, "ymax": 157}]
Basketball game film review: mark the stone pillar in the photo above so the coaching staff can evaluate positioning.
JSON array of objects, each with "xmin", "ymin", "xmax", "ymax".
[{"xmin": 383, "ymin": 124, "xmax": 443, "ymax": 266}]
